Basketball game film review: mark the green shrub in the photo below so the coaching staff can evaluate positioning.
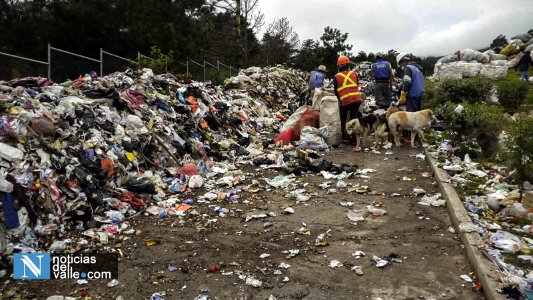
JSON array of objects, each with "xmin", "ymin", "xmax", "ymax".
[
  {"xmin": 438, "ymin": 102, "xmax": 504, "ymax": 158},
  {"xmin": 137, "ymin": 46, "xmax": 175, "ymax": 75},
  {"xmin": 497, "ymin": 81, "xmax": 530, "ymax": 114},
  {"xmin": 504, "ymin": 115, "xmax": 533, "ymax": 185},
  {"xmin": 422, "ymin": 80, "xmax": 438, "ymax": 109},
  {"xmin": 435, "ymin": 77, "xmax": 493, "ymax": 105}
]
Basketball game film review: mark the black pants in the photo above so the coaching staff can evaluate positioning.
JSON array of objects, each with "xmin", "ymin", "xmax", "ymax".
[{"xmin": 340, "ymin": 101, "xmax": 362, "ymax": 139}]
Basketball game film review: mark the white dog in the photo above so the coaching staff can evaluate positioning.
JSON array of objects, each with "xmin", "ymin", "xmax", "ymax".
[{"xmin": 388, "ymin": 109, "xmax": 437, "ymax": 148}]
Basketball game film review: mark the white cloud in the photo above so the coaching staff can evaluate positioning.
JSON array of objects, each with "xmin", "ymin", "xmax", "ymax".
[{"xmin": 258, "ymin": 0, "xmax": 533, "ymax": 57}]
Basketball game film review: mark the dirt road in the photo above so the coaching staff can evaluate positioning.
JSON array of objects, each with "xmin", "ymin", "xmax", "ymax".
[{"xmin": 11, "ymin": 144, "xmax": 484, "ymax": 300}]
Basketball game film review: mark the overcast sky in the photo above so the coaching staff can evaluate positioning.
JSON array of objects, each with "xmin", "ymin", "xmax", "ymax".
[{"xmin": 258, "ymin": 0, "xmax": 533, "ymax": 57}]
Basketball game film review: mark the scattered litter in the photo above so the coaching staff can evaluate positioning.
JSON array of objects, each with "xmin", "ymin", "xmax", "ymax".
[
  {"xmin": 245, "ymin": 277, "xmax": 263, "ymax": 288},
  {"xmin": 347, "ymin": 210, "xmax": 365, "ymax": 222},
  {"xmin": 412, "ymin": 188, "xmax": 426, "ymax": 196},
  {"xmin": 367, "ymin": 205, "xmax": 387, "ymax": 216},
  {"xmin": 372, "ymin": 256, "xmax": 389, "ymax": 268},
  {"xmin": 418, "ymin": 193, "xmax": 445, "ymax": 206},
  {"xmin": 351, "ymin": 265, "xmax": 364, "ymax": 275},
  {"xmin": 278, "ymin": 263, "xmax": 291, "ymax": 269},
  {"xmin": 283, "ymin": 207, "xmax": 295, "ymax": 214},
  {"xmin": 107, "ymin": 279, "xmax": 120, "ymax": 287},
  {"xmin": 458, "ymin": 223, "xmax": 483, "ymax": 234},
  {"xmin": 489, "ymin": 231, "xmax": 523, "ymax": 253},
  {"xmin": 329, "ymin": 260, "xmax": 343, "ymax": 268},
  {"xmin": 352, "ymin": 251, "xmax": 365, "ymax": 259}
]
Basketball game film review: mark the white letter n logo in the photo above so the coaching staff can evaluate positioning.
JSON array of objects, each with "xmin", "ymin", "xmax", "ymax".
[
  {"xmin": 14, "ymin": 253, "xmax": 50, "ymax": 280},
  {"xmin": 21, "ymin": 255, "xmax": 43, "ymax": 278}
]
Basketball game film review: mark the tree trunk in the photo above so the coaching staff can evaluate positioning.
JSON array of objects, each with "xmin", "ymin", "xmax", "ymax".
[{"xmin": 235, "ymin": 0, "xmax": 242, "ymax": 67}]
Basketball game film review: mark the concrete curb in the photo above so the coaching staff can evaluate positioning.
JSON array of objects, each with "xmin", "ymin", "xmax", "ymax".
[{"xmin": 425, "ymin": 151, "xmax": 505, "ymax": 300}]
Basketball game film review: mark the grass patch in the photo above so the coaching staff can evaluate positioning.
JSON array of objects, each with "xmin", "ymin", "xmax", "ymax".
[{"xmin": 501, "ymin": 69, "xmax": 533, "ymax": 113}]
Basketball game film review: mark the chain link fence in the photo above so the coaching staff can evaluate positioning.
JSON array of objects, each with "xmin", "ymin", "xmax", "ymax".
[
  {"xmin": 0, "ymin": 45, "xmax": 239, "ymax": 83},
  {"xmin": 0, "ymin": 51, "xmax": 48, "ymax": 80}
]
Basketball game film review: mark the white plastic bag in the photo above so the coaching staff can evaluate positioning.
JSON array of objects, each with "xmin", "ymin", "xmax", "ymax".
[
  {"xmin": 0, "ymin": 142, "xmax": 24, "ymax": 161},
  {"xmin": 480, "ymin": 65, "xmax": 508, "ymax": 80},
  {"xmin": 462, "ymin": 62, "xmax": 482, "ymax": 78},
  {"xmin": 319, "ymin": 96, "xmax": 342, "ymax": 146},
  {"xmin": 298, "ymin": 126, "xmax": 329, "ymax": 150},
  {"xmin": 490, "ymin": 230, "xmax": 523, "ymax": 253},
  {"xmin": 434, "ymin": 62, "xmax": 464, "ymax": 80},
  {"xmin": 459, "ymin": 49, "xmax": 482, "ymax": 62},
  {"xmin": 188, "ymin": 175, "xmax": 204, "ymax": 188}
]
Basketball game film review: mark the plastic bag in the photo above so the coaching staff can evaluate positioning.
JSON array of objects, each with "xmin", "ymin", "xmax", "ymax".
[
  {"xmin": 489, "ymin": 53, "xmax": 507, "ymax": 61},
  {"xmin": 188, "ymin": 175, "xmax": 204, "ymax": 188},
  {"xmin": 462, "ymin": 62, "xmax": 482, "ymax": 78},
  {"xmin": 293, "ymin": 109, "xmax": 320, "ymax": 140},
  {"xmin": 434, "ymin": 62, "xmax": 463, "ymax": 80},
  {"xmin": 437, "ymin": 54, "xmax": 458, "ymax": 64},
  {"xmin": 500, "ymin": 39, "xmax": 523, "ymax": 56},
  {"xmin": 480, "ymin": 65, "xmax": 508, "ymax": 80},
  {"xmin": 0, "ymin": 142, "xmax": 24, "ymax": 161},
  {"xmin": 274, "ymin": 128, "xmax": 294, "ymax": 145},
  {"xmin": 319, "ymin": 96, "xmax": 341, "ymax": 146},
  {"xmin": 281, "ymin": 106, "xmax": 309, "ymax": 132},
  {"xmin": 459, "ymin": 49, "xmax": 482, "ymax": 62},
  {"xmin": 179, "ymin": 163, "xmax": 199, "ymax": 176},
  {"xmin": 298, "ymin": 126, "xmax": 329, "ymax": 150},
  {"xmin": 490, "ymin": 230, "xmax": 523, "ymax": 253},
  {"xmin": 126, "ymin": 177, "xmax": 156, "ymax": 194}
]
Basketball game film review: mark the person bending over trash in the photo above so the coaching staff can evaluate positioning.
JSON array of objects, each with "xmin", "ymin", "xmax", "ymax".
[
  {"xmin": 396, "ymin": 53, "xmax": 424, "ymax": 112},
  {"xmin": 333, "ymin": 55, "xmax": 363, "ymax": 141},
  {"xmin": 372, "ymin": 53, "xmax": 394, "ymax": 109},
  {"xmin": 307, "ymin": 65, "xmax": 328, "ymax": 99}
]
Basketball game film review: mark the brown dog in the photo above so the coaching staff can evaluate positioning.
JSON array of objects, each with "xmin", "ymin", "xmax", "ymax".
[{"xmin": 388, "ymin": 109, "xmax": 437, "ymax": 148}]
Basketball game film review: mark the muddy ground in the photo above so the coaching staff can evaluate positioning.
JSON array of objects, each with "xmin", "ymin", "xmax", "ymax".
[{"xmin": 6, "ymin": 144, "xmax": 485, "ymax": 300}]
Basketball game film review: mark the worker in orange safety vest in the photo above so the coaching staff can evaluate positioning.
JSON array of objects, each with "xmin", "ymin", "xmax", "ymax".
[{"xmin": 333, "ymin": 55, "xmax": 363, "ymax": 141}]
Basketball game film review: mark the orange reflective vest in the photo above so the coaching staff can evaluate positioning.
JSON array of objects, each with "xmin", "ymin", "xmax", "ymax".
[{"xmin": 335, "ymin": 70, "xmax": 362, "ymax": 106}]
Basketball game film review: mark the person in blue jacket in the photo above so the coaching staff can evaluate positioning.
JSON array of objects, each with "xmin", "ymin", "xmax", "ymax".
[
  {"xmin": 307, "ymin": 65, "xmax": 327, "ymax": 99},
  {"xmin": 396, "ymin": 53, "xmax": 424, "ymax": 112},
  {"xmin": 371, "ymin": 53, "xmax": 394, "ymax": 108},
  {"xmin": 515, "ymin": 50, "xmax": 533, "ymax": 81}
]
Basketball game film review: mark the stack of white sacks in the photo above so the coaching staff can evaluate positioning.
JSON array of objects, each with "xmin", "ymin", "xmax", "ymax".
[{"xmin": 434, "ymin": 31, "xmax": 533, "ymax": 80}]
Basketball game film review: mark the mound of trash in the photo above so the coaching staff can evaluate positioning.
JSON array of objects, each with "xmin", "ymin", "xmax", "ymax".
[
  {"xmin": 224, "ymin": 66, "xmax": 308, "ymax": 109},
  {"xmin": 0, "ymin": 66, "xmax": 308, "ymax": 276},
  {"xmin": 433, "ymin": 29, "xmax": 533, "ymax": 80}
]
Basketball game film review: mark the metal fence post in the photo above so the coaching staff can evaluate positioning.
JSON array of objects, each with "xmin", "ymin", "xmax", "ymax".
[
  {"xmin": 165, "ymin": 55, "xmax": 168, "ymax": 73},
  {"xmin": 99, "ymin": 48, "xmax": 103, "ymax": 77},
  {"xmin": 47, "ymin": 43, "xmax": 51, "ymax": 79},
  {"xmin": 203, "ymin": 60, "xmax": 206, "ymax": 82},
  {"xmin": 186, "ymin": 58, "xmax": 189, "ymax": 75},
  {"xmin": 137, "ymin": 51, "xmax": 140, "ymax": 65},
  {"xmin": 229, "ymin": 66, "xmax": 232, "ymax": 77}
]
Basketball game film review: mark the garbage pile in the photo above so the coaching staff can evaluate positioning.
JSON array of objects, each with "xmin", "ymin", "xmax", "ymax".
[
  {"xmin": 0, "ymin": 66, "xmax": 308, "ymax": 277},
  {"xmin": 224, "ymin": 66, "xmax": 308, "ymax": 109},
  {"xmin": 433, "ymin": 29, "xmax": 533, "ymax": 80},
  {"xmin": 427, "ymin": 138, "xmax": 533, "ymax": 298}
]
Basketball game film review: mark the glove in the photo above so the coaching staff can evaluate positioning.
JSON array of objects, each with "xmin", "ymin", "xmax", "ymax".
[{"xmin": 399, "ymin": 91, "xmax": 407, "ymax": 105}]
